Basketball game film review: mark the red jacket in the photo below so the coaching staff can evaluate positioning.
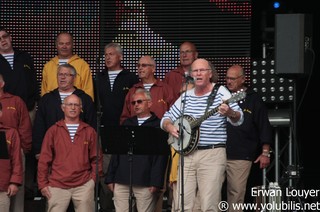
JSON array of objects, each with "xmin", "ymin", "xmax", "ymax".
[
  {"xmin": 37, "ymin": 120, "xmax": 103, "ymax": 189},
  {"xmin": 0, "ymin": 125, "xmax": 23, "ymax": 191},
  {"xmin": 163, "ymin": 66, "xmax": 186, "ymax": 98},
  {"xmin": 0, "ymin": 92, "xmax": 32, "ymax": 152},
  {"xmin": 120, "ymin": 79, "xmax": 176, "ymax": 123}
]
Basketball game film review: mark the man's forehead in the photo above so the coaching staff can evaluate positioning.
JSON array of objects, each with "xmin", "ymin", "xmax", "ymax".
[
  {"xmin": 59, "ymin": 67, "xmax": 71, "ymax": 72},
  {"xmin": 133, "ymin": 93, "xmax": 145, "ymax": 99},
  {"xmin": 192, "ymin": 61, "xmax": 208, "ymax": 68}
]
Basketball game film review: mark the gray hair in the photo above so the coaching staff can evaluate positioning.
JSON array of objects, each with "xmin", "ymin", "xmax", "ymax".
[
  {"xmin": 104, "ymin": 42, "xmax": 123, "ymax": 55},
  {"xmin": 207, "ymin": 60, "xmax": 218, "ymax": 83},
  {"xmin": 57, "ymin": 64, "xmax": 77, "ymax": 77},
  {"xmin": 133, "ymin": 88, "xmax": 152, "ymax": 101}
]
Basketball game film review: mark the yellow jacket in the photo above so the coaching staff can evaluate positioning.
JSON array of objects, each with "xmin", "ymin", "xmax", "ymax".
[{"xmin": 41, "ymin": 54, "xmax": 94, "ymax": 100}]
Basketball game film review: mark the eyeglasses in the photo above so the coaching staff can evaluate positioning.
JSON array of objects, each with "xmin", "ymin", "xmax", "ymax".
[
  {"xmin": 63, "ymin": 103, "xmax": 81, "ymax": 108},
  {"xmin": 191, "ymin": 69, "xmax": 211, "ymax": 73},
  {"xmin": 225, "ymin": 75, "xmax": 243, "ymax": 81},
  {"xmin": 180, "ymin": 50, "xmax": 193, "ymax": 55},
  {"xmin": 130, "ymin": 99, "xmax": 148, "ymax": 105},
  {"xmin": 136, "ymin": 63, "xmax": 154, "ymax": 68},
  {"xmin": 58, "ymin": 73, "xmax": 74, "ymax": 77},
  {"xmin": 0, "ymin": 33, "xmax": 10, "ymax": 41}
]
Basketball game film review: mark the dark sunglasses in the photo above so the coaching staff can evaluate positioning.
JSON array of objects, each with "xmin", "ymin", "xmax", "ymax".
[{"xmin": 130, "ymin": 99, "xmax": 148, "ymax": 105}]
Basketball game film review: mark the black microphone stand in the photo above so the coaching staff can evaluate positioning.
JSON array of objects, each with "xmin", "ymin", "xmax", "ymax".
[
  {"xmin": 177, "ymin": 78, "xmax": 192, "ymax": 211},
  {"xmin": 94, "ymin": 76, "xmax": 103, "ymax": 212},
  {"xmin": 128, "ymin": 133, "xmax": 136, "ymax": 212}
]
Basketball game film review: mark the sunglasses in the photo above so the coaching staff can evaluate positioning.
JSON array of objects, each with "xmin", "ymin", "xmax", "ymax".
[{"xmin": 130, "ymin": 99, "xmax": 148, "ymax": 105}]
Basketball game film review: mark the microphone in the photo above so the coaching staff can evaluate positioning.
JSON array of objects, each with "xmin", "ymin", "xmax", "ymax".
[{"xmin": 185, "ymin": 76, "xmax": 194, "ymax": 83}]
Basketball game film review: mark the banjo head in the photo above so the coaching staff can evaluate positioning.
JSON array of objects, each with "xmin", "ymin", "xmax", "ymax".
[{"xmin": 169, "ymin": 115, "xmax": 199, "ymax": 155}]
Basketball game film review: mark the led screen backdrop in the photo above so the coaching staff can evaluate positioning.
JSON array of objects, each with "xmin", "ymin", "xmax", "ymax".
[
  {"xmin": 101, "ymin": 0, "xmax": 252, "ymax": 84},
  {"xmin": 0, "ymin": 0, "xmax": 100, "ymax": 82},
  {"xmin": 1, "ymin": 0, "xmax": 251, "ymax": 86}
]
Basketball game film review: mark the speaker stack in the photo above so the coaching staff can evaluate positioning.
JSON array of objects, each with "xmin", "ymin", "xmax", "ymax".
[{"xmin": 275, "ymin": 14, "xmax": 313, "ymax": 76}]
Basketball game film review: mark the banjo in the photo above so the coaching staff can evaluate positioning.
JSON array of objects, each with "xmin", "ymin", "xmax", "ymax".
[{"xmin": 168, "ymin": 90, "xmax": 246, "ymax": 155}]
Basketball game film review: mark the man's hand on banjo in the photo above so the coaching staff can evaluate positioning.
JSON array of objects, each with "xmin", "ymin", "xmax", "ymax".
[{"xmin": 163, "ymin": 119, "xmax": 179, "ymax": 138}]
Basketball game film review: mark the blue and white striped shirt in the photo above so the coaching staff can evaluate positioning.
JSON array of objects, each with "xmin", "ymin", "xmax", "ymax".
[
  {"xmin": 161, "ymin": 84, "xmax": 243, "ymax": 146},
  {"xmin": 66, "ymin": 123, "xmax": 79, "ymax": 142},
  {"xmin": 2, "ymin": 53, "xmax": 14, "ymax": 69},
  {"xmin": 108, "ymin": 70, "xmax": 121, "ymax": 91}
]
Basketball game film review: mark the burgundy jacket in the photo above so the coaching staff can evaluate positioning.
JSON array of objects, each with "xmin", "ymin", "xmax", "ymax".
[
  {"xmin": 0, "ymin": 92, "xmax": 32, "ymax": 152},
  {"xmin": 0, "ymin": 125, "xmax": 23, "ymax": 191},
  {"xmin": 163, "ymin": 66, "xmax": 186, "ymax": 98},
  {"xmin": 120, "ymin": 78, "xmax": 176, "ymax": 123},
  {"xmin": 37, "ymin": 120, "xmax": 103, "ymax": 190}
]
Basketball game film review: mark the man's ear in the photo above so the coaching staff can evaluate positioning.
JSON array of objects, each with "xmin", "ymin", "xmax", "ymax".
[
  {"xmin": 61, "ymin": 104, "xmax": 65, "ymax": 112},
  {"xmin": 0, "ymin": 81, "xmax": 5, "ymax": 89}
]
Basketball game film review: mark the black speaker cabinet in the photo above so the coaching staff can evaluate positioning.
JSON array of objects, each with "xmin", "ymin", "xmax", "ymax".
[{"xmin": 275, "ymin": 14, "xmax": 312, "ymax": 76}]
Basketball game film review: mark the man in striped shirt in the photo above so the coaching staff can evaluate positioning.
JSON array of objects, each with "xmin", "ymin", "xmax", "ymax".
[
  {"xmin": 0, "ymin": 27, "xmax": 39, "ymax": 212},
  {"xmin": 37, "ymin": 94, "xmax": 102, "ymax": 212},
  {"xmin": 161, "ymin": 58, "xmax": 244, "ymax": 211}
]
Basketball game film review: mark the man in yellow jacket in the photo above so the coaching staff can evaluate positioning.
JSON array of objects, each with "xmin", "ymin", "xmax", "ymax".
[{"xmin": 41, "ymin": 32, "xmax": 94, "ymax": 101}]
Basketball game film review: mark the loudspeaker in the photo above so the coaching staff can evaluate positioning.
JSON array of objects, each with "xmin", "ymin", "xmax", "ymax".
[{"xmin": 275, "ymin": 14, "xmax": 312, "ymax": 75}]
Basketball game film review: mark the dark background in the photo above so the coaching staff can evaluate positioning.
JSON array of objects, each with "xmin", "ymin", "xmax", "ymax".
[{"xmin": 252, "ymin": 0, "xmax": 320, "ymax": 196}]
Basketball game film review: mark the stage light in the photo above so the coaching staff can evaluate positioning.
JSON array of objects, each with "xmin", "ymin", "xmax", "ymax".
[
  {"xmin": 273, "ymin": 1, "xmax": 280, "ymax": 9},
  {"xmin": 251, "ymin": 59, "xmax": 294, "ymax": 103}
]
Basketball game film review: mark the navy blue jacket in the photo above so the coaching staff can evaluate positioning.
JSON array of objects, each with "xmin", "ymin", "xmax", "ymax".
[
  {"xmin": 105, "ymin": 113, "xmax": 168, "ymax": 188},
  {"xmin": 226, "ymin": 87, "xmax": 273, "ymax": 161},
  {"xmin": 0, "ymin": 49, "xmax": 39, "ymax": 110},
  {"xmin": 95, "ymin": 68, "xmax": 139, "ymax": 127},
  {"xmin": 32, "ymin": 87, "xmax": 96, "ymax": 154}
]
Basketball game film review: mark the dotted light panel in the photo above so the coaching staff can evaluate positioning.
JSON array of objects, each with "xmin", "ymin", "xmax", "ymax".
[
  {"xmin": 101, "ymin": 0, "xmax": 252, "ymax": 81},
  {"xmin": 251, "ymin": 59, "xmax": 295, "ymax": 103},
  {"xmin": 0, "ymin": 0, "xmax": 100, "ymax": 84},
  {"xmin": 1, "ymin": 0, "xmax": 252, "ymax": 88}
]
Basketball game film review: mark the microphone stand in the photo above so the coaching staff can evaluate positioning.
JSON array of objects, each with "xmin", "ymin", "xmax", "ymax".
[
  {"xmin": 128, "ymin": 136, "xmax": 135, "ymax": 212},
  {"xmin": 177, "ymin": 78, "xmax": 191, "ymax": 211},
  {"xmin": 94, "ymin": 77, "xmax": 103, "ymax": 212}
]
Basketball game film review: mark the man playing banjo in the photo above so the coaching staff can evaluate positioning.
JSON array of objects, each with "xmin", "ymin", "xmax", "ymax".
[{"xmin": 161, "ymin": 58, "xmax": 244, "ymax": 211}]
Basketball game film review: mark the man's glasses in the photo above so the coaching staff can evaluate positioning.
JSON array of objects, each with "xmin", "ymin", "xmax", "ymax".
[
  {"xmin": 63, "ymin": 103, "xmax": 81, "ymax": 108},
  {"xmin": 130, "ymin": 99, "xmax": 148, "ymax": 105},
  {"xmin": 58, "ymin": 73, "xmax": 74, "ymax": 77},
  {"xmin": 191, "ymin": 69, "xmax": 211, "ymax": 73},
  {"xmin": 0, "ymin": 33, "xmax": 10, "ymax": 41},
  {"xmin": 136, "ymin": 63, "xmax": 154, "ymax": 68},
  {"xmin": 180, "ymin": 50, "xmax": 193, "ymax": 55},
  {"xmin": 225, "ymin": 75, "xmax": 243, "ymax": 81}
]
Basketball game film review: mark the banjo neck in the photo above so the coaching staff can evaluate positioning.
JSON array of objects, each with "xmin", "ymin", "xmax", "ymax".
[
  {"xmin": 189, "ymin": 90, "xmax": 246, "ymax": 129},
  {"xmin": 190, "ymin": 107, "xmax": 219, "ymax": 129}
]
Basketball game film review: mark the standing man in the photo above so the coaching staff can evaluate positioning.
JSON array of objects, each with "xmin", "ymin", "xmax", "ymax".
[
  {"xmin": 161, "ymin": 59, "xmax": 243, "ymax": 211},
  {"xmin": 41, "ymin": 31, "xmax": 94, "ymax": 100},
  {"xmin": 37, "ymin": 94, "xmax": 102, "ymax": 212},
  {"xmin": 163, "ymin": 41, "xmax": 198, "ymax": 97},
  {"xmin": 0, "ymin": 74, "xmax": 32, "ymax": 156},
  {"xmin": 225, "ymin": 65, "xmax": 273, "ymax": 211},
  {"xmin": 0, "ymin": 74, "xmax": 32, "ymax": 212},
  {"xmin": 120, "ymin": 55, "xmax": 175, "ymax": 211},
  {"xmin": 0, "ymin": 28, "xmax": 38, "ymax": 212},
  {"xmin": 95, "ymin": 42, "xmax": 139, "ymax": 211},
  {"xmin": 0, "ymin": 27, "xmax": 39, "ymax": 122},
  {"xmin": 106, "ymin": 89, "xmax": 168, "ymax": 212},
  {"xmin": 0, "ymin": 102, "xmax": 23, "ymax": 212},
  {"xmin": 33, "ymin": 63, "xmax": 96, "ymax": 158},
  {"xmin": 121, "ymin": 55, "xmax": 175, "ymax": 123}
]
